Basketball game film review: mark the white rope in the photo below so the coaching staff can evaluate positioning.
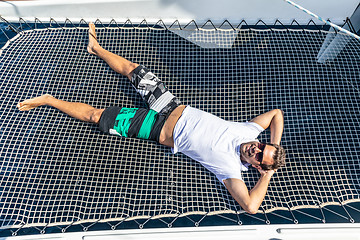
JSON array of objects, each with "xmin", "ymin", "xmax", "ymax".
[{"xmin": 283, "ymin": 0, "xmax": 360, "ymax": 40}]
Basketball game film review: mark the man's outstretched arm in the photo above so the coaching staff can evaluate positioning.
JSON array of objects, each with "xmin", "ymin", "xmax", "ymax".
[
  {"xmin": 250, "ymin": 109, "xmax": 284, "ymax": 145},
  {"xmin": 224, "ymin": 169, "xmax": 275, "ymax": 214}
]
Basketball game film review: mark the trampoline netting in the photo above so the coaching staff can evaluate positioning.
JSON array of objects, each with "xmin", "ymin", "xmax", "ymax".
[{"xmin": 0, "ymin": 21, "xmax": 360, "ymax": 231}]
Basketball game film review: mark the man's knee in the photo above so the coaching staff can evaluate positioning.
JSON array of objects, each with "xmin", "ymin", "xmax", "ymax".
[
  {"xmin": 90, "ymin": 109, "xmax": 104, "ymax": 124},
  {"xmin": 127, "ymin": 63, "xmax": 140, "ymax": 80}
]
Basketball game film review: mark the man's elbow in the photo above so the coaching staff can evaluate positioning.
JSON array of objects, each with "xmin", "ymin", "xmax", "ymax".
[
  {"xmin": 273, "ymin": 108, "xmax": 284, "ymax": 117},
  {"xmin": 243, "ymin": 204, "xmax": 259, "ymax": 215}
]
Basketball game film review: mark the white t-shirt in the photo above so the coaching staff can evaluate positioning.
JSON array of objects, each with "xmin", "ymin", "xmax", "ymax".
[{"xmin": 172, "ymin": 106, "xmax": 264, "ymax": 184}]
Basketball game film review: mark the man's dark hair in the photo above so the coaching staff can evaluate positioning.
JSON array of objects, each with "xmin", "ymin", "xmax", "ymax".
[{"xmin": 260, "ymin": 143, "xmax": 286, "ymax": 170}]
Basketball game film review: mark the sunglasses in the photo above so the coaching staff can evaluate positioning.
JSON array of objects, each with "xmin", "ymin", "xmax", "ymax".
[{"xmin": 256, "ymin": 143, "xmax": 267, "ymax": 163}]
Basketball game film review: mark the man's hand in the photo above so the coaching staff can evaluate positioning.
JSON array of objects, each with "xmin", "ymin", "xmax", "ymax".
[{"xmin": 253, "ymin": 165, "xmax": 276, "ymax": 176}]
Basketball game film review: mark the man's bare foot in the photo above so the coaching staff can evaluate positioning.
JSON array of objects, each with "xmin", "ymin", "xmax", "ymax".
[
  {"xmin": 17, "ymin": 94, "xmax": 53, "ymax": 111},
  {"xmin": 87, "ymin": 22, "xmax": 100, "ymax": 55}
]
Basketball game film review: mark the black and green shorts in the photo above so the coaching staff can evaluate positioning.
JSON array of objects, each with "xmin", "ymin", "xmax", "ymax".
[{"xmin": 98, "ymin": 65, "xmax": 181, "ymax": 142}]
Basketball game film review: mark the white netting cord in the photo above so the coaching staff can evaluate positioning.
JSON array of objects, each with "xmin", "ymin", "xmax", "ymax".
[{"xmin": 0, "ymin": 27, "xmax": 359, "ymax": 229}]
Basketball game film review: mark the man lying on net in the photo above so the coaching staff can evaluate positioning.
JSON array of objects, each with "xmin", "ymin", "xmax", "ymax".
[{"xmin": 17, "ymin": 23, "xmax": 285, "ymax": 214}]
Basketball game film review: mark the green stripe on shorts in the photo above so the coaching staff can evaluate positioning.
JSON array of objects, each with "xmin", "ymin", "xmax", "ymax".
[
  {"xmin": 113, "ymin": 108, "xmax": 137, "ymax": 137},
  {"xmin": 137, "ymin": 109, "xmax": 158, "ymax": 139}
]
